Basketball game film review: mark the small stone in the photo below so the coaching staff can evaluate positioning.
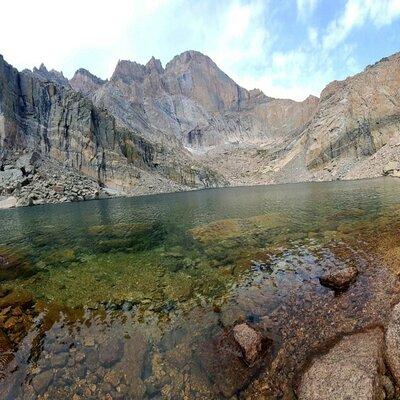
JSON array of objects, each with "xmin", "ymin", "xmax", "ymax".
[
  {"xmin": 51, "ymin": 352, "xmax": 69, "ymax": 368},
  {"xmin": 319, "ymin": 265, "xmax": 358, "ymax": 291},
  {"xmin": 89, "ymin": 383, "xmax": 97, "ymax": 392},
  {"xmin": 104, "ymin": 370, "xmax": 120, "ymax": 387},
  {"xmin": 121, "ymin": 301, "xmax": 133, "ymax": 311},
  {"xmin": 98, "ymin": 338, "xmax": 124, "ymax": 367},
  {"xmin": 116, "ymin": 384, "xmax": 128, "ymax": 395},
  {"xmin": 101, "ymin": 382, "xmax": 113, "ymax": 393},
  {"xmin": 232, "ymin": 323, "xmax": 262, "ymax": 364},
  {"xmin": 83, "ymin": 335, "xmax": 95, "ymax": 347},
  {"xmin": 32, "ymin": 370, "xmax": 53, "ymax": 394},
  {"xmin": 4, "ymin": 316, "xmax": 19, "ymax": 330},
  {"xmin": 75, "ymin": 351, "xmax": 85, "ymax": 363},
  {"xmin": 75, "ymin": 365, "xmax": 87, "ymax": 378}
]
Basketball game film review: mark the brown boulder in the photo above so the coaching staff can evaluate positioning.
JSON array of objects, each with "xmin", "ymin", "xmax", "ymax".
[
  {"xmin": 385, "ymin": 302, "xmax": 400, "ymax": 385},
  {"xmin": 0, "ymin": 290, "xmax": 33, "ymax": 309},
  {"xmin": 233, "ymin": 323, "xmax": 262, "ymax": 364},
  {"xmin": 319, "ymin": 265, "xmax": 358, "ymax": 291},
  {"xmin": 0, "ymin": 249, "xmax": 21, "ymax": 270},
  {"xmin": 298, "ymin": 328, "xmax": 387, "ymax": 400}
]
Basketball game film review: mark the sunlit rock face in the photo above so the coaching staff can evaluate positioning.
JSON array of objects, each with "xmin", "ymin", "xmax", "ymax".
[
  {"xmin": 71, "ymin": 50, "xmax": 319, "ymax": 150},
  {"xmin": 0, "ymin": 54, "xmax": 224, "ymax": 201},
  {"xmin": 304, "ymin": 53, "xmax": 400, "ymax": 172},
  {"xmin": 70, "ymin": 50, "xmax": 400, "ymax": 188}
]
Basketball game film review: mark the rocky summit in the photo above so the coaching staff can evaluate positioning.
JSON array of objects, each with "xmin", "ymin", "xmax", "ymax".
[{"xmin": 1, "ymin": 50, "xmax": 400, "ymax": 206}]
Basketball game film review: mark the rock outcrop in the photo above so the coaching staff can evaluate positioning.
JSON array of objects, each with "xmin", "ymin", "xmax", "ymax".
[{"xmin": 305, "ymin": 54, "xmax": 400, "ymax": 171}]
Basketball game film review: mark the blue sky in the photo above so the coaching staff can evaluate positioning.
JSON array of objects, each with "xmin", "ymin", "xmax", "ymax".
[{"xmin": 0, "ymin": 0, "xmax": 399, "ymax": 100}]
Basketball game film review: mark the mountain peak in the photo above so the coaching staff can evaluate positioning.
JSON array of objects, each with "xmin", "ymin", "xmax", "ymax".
[
  {"xmin": 146, "ymin": 56, "xmax": 164, "ymax": 74},
  {"xmin": 165, "ymin": 50, "xmax": 213, "ymax": 72},
  {"xmin": 70, "ymin": 68, "xmax": 106, "ymax": 95},
  {"xmin": 111, "ymin": 59, "xmax": 148, "ymax": 84},
  {"xmin": 32, "ymin": 64, "xmax": 69, "ymax": 87},
  {"xmin": 72, "ymin": 68, "xmax": 106, "ymax": 85},
  {"xmin": 38, "ymin": 63, "xmax": 47, "ymax": 72}
]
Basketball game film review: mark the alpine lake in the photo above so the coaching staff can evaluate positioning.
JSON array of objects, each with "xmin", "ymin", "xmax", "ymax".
[{"xmin": 1, "ymin": 177, "xmax": 400, "ymax": 399}]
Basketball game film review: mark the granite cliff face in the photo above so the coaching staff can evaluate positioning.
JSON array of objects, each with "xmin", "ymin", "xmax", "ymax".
[
  {"xmin": 195, "ymin": 52, "xmax": 400, "ymax": 186},
  {"xmin": 0, "ymin": 54, "xmax": 223, "ymax": 206},
  {"xmin": 70, "ymin": 50, "xmax": 318, "ymax": 151},
  {"xmin": 1, "ymin": 49, "xmax": 400, "ymax": 206},
  {"xmin": 304, "ymin": 53, "xmax": 400, "ymax": 178}
]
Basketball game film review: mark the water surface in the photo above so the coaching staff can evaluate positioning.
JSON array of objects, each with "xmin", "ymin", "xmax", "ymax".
[{"xmin": 1, "ymin": 178, "xmax": 400, "ymax": 399}]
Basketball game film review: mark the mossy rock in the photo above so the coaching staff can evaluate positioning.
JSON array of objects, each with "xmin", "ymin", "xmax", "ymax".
[
  {"xmin": 189, "ymin": 214, "xmax": 287, "ymax": 246},
  {"xmin": 0, "ymin": 289, "xmax": 33, "ymax": 309},
  {"xmin": 0, "ymin": 247, "xmax": 33, "ymax": 281}
]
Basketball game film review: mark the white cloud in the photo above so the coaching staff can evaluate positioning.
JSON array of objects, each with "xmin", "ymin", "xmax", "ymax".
[
  {"xmin": 0, "ymin": 0, "xmax": 398, "ymax": 102},
  {"xmin": 296, "ymin": 0, "xmax": 318, "ymax": 19},
  {"xmin": 237, "ymin": 48, "xmax": 334, "ymax": 101},
  {"xmin": 0, "ymin": 0, "xmax": 167, "ymax": 77},
  {"xmin": 208, "ymin": 0, "xmax": 269, "ymax": 72},
  {"xmin": 323, "ymin": 0, "xmax": 400, "ymax": 50},
  {"xmin": 308, "ymin": 27, "xmax": 318, "ymax": 46}
]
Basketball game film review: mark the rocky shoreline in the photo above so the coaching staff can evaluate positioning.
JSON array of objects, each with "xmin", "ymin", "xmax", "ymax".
[
  {"xmin": 2, "ymin": 150, "xmax": 400, "ymax": 211},
  {"xmin": 0, "ymin": 152, "xmax": 111, "ymax": 209},
  {"xmin": 0, "ymin": 151, "xmax": 198, "ymax": 210}
]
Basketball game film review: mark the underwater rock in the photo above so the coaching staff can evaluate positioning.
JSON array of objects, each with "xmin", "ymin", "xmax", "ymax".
[
  {"xmin": 197, "ymin": 322, "xmax": 270, "ymax": 398},
  {"xmin": 233, "ymin": 323, "xmax": 262, "ymax": 364},
  {"xmin": 32, "ymin": 370, "xmax": 54, "ymax": 394},
  {"xmin": 117, "ymin": 330, "xmax": 148, "ymax": 398},
  {"xmin": 319, "ymin": 265, "xmax": 358, "ymax": 291},
  {"xmin": 51, "ymin": 352, "xmax": 69, "ymax": 368},
  {"xmin": 250, "ymin": 260, "xmax": 273, "ymax": 273},
  {"xmin": 0, "ymin": 248, "xmax": 33, "ymax": 281},
  {"xmin": 104, "ymin": 370, "xmax": 121, "ymax": 387},
  {"xmin": 189, "ymin": 214, "xmax": 285, "ymax": 245},
  {"xmin": 0, "ymin": 249, "xmax": 22, "ymax": 270},
  {"xmin": 298, "ymin": 328, "xmax": 386, "ymax": 400},
  {"xmin": 98, "ymin": 337, "xmax": 124, "ymax": 367},
  {"xmin": 0, "ymin": 329, "xmax": 13, "ymax": 378},
  {"xmin": 0, "ymin": 290, "xmax": 33, "ymax": 309}
]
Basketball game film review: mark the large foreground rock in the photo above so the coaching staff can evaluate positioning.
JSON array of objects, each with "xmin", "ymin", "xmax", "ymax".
[
  {"xmin": 385, "ymin": 302, "xmax": 400, "ymax": 385},
  {"xmin": 298, "ymin": 328, "xmax": 387, "ymax": 400}
]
